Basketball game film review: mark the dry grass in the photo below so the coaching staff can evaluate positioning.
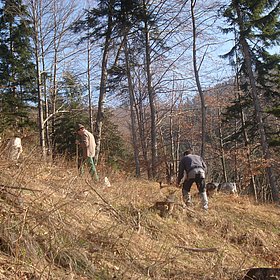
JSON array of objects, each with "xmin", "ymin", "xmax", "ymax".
[{"xmin": 0, "ymin": 153, "xmax": 279, "ymax": 280}]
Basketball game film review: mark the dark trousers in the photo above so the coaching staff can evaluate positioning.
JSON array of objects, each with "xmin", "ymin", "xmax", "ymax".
[
  {"xmin": 182, "ymin": 175, "xmax": 206, "ymax": 194},
  {"xmin": 182, "ymin": 175, "xmax": 208, "ymax": 209}
]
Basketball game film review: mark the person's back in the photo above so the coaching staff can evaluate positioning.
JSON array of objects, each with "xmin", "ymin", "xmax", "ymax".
[
  {"xmin": 178, "ymin": 152, "xmax": 206, "ymax": 183},
  {"xmin": 78, "ymin": 129, "xmax": 96, "ymax": 159}
]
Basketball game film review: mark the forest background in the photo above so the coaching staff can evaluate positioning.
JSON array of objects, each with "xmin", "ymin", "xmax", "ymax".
[{"xmin": 0, "ymin": 0, "xmax": 279, "ymax": 203}]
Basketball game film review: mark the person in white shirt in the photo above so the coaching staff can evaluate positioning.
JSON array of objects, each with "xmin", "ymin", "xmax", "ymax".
[{"xmin": 8, "ymin": 136, "xmax": 23, "ymax": 161}]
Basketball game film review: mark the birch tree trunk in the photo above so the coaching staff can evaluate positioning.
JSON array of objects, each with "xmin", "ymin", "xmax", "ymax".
[
  {"xmin": 50, "ymin": 0, "xmax": 59, "ymax": 157},
  {"xmin": 35, "ymin": 50, "xmax": 46, "ymax": 159},
  {"xmin": 169, "ymin": 79, "xmax": 176, "ymax": 182},
  {"xmin": 28, "ymin": 0, "xmax": 47, "ymax": 158},
  {"xmin": 38, "ymin": 1, "xmax": 50, "ymax": 155}
]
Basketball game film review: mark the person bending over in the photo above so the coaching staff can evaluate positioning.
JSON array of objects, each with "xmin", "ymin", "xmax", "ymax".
[{"xmin": 177, "ymin": 150, "xmax": 208, "ymax": 210}]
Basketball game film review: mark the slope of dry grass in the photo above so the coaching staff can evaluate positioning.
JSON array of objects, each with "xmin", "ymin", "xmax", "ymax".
[{"xmin": 0, "ymin": 154, "xmax": 279, "ymax": 280}]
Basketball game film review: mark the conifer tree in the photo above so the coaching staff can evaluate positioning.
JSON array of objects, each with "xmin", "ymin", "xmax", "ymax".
[
  {"xmin": 0, "ymin": 0, "xmax": 36, "ymax": 131},
  {"xmin": 52, "ymin": 71, "xmax": 85, "ymax": 157},
  {"xmin": 222, "ymin": 0, "xmax": 279, "ymax": 202}
]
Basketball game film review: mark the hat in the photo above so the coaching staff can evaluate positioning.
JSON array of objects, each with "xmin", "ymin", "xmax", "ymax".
[
  {"xmin": 76, "ymin": 123, "xmax": 85, "ymax": 131},
  {"xmin": 183, "ymin": 149, "xmax": 192, "ymax": 156}
]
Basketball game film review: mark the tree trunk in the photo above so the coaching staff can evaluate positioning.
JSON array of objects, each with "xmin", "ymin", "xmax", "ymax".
[
  {"xmin": 124, "ymin": 34, "xmax": 140, "ymax": 177},
  {"xmin": 94, "ymin": 0, "xmax": 114, "ymax": 164},
  {"xmin": 235, "ymin": 82, "xmax": 257, "ymax": 201},
  {"xmin": 158, "ymin": 125, "xmax": 170, "ymax": 182},
  {"xmin": 143, "ymin": 1, "xmax": 157, "ymax": 179},
  {"xmin": 87, "ymin": 38, "xmax": 94, "ymax": 133},
  {"xmin": 169, "ymin": 79, "xmax": 176, "ymax": 182},
  {"xmin": 50, "ymin": 0, "xmax": 59, "ymax": 158},
  {"xmin": 39, "ymin": 2, "xmax": 50, "ymax": 155},
  {"xmin": 191, "ymin": 0, "xmax": 206, "ymax": 158},
  {"xmin": 29, "ymin": 0, "xmax": 46, "ymax": 159},
  {"xmin": 35, "ymin": 45, "xmax": 46, "ymax": 159},
  {"xmin": 218, "ymin": 107, "xmax": 227, "ymax": 182},
  {"xmin": 135, "ymin": 77, "xmax": 151, "ymax": 179},
  {"xmin": 175, "ymin": 94, "xmax": 184, "ymax": 175}
]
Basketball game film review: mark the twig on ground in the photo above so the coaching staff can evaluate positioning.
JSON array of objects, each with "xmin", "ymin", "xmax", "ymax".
[{"xmin": 175, "ymin": 246, "xmax": 218, "ymax": 252}]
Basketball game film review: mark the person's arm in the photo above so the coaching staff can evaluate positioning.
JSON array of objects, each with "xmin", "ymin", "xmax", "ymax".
[
  {"xmin": 201, "ymin": 158, "xmax": 207, "ymax": 173},
  {"xmin": 81, "ymin": 132, "xmax": 89, "ymax": 148},
  {"xmin": 177, "ymin": 160, "xmax": 185, "ymax": 186}
]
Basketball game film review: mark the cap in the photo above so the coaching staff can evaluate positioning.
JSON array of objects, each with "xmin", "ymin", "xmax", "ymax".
[{"xmin": 76, "ymin": 123, "xmax": 85, "ymax": 131}]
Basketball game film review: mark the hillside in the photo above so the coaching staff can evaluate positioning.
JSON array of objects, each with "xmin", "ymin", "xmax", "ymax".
[{"xmin": 0, "ymin": 154, "xmax": 279, "ymax": 280}]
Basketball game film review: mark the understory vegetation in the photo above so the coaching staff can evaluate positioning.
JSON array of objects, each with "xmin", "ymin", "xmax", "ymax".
[{"xmin": 0, "ymin": 151, "xmax": 279, "ymax": 280}]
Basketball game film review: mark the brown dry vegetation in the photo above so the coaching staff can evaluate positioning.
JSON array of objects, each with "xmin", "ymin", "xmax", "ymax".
[{"xmin": 0, "ymin": 152, "xmax": 280, "ymax": 280}]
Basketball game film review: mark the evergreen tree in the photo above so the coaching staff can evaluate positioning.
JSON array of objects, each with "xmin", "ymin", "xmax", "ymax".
[
  {"xmin": 249, "ymin": 1, "xmax": 280, "ymax": 147},
  {"xmin": 0, "ymin": 0, "xmax": 36, "ymax": 131},
  {"xmin": 222, "ymin": 0, "xmax": 280, "ymax": 201},
  {"xmin": 53, "ymin": 71, "xmax": 86, "ymax": 158},
  {"xmin": 222, "ymin": 0, "xmax": 279, "ymax": 144},
  {"xmin": 101, "ymin": 109, "xmax": 132, "ymax": 171}
]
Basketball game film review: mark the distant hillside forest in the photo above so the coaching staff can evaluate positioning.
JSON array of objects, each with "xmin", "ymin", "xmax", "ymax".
[{"xmin": 0, "ymin": 0, "xmax": 279, "ymax": 202}]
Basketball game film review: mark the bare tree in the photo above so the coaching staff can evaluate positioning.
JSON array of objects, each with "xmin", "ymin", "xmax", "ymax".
[
  {"xmin": 142, "ymin": 0, "xmax": 157, "ymax": 178},
  {"xmin": 93, "ymin": 0, "xmax": 114, "ymax": 164},
  {"xmin": 87, "ymin": 38, "xmax": 94, "ymax": 133},
  {"xmin": 28, "ymin": 0, "xmax": 47, "ymax": 158},
  {"xmin": 234, "ymin": 77, "xmax": 257, "ymax": 201},
  {"xmin": 26, "ymin": 0, "xmax": 82, "ymax": 157},
  {"xmin": 190, "ymin": 0, "xmax": 206, "ymax": 158}
]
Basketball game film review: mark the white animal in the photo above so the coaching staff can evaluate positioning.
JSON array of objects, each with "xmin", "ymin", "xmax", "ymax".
[
  {"xmin": 206, "ymin": 182, "xmax": 238, "ymax": 195},
  {"xmin": 104, "ymin": 177, "xmax": 111, "ymax": 188},
  {"xmin": 218, "ymin": 182, "xmax": 237, "ymax": 194},
  {"xmin": 8, "ymin": 137, "xmax": 23, "ymax": 161}
]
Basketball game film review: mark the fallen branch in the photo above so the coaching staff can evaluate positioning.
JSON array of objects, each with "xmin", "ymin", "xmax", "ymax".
[
  {"xmin": 176, "ymin": 246, "xmax": 218, "ymax": 253},
  {"xmin": 0, "ymin": 183, "xmax": 40, "ymax": 192}
]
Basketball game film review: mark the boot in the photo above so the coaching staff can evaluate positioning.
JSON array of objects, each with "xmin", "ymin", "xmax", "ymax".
[
  {"xmin": 183, "ymin": 192, "xmax": 192, "ymax": 207},
  {"xmin": 200, "ymin": 191, "xmax": 208, "ymax": 210}
]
